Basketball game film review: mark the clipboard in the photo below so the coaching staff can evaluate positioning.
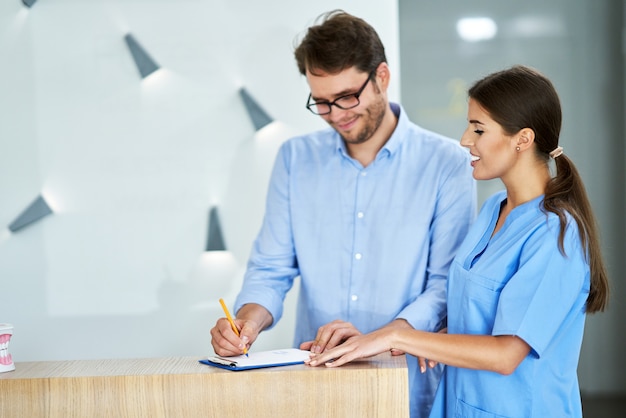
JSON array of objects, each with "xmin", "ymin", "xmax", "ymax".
[{"xmin": 200, "ymin": 348, "xmax": 310, "ymax": 371}]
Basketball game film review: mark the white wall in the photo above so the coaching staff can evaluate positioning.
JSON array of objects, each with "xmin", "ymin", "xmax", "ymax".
[{"xmin": 0, "ymin": 0, "xmax": 399, "ymax": 361}]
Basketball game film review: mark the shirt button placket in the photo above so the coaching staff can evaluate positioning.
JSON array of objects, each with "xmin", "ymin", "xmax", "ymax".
[{"xmin": 351, "ymin": 170, "xmax": 367, "ymax": 310}]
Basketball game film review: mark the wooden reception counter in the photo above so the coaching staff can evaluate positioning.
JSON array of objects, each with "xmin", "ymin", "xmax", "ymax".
[{"xmin": 0, "ymin": 352, "xmax": 408, "ymax": 417}]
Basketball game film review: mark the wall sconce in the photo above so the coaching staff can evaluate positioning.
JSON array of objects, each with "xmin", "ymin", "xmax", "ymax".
[
  {"xmin": 22, "ymin": 0, "xmax": 37, "ymax": 7},
  {"xmin": 206, "ymin": 206, "xmax": 226, "ymax": 251},
  {"xmin": 124, "ymin": 33, "xmax": 160, "ymax": 79},
  {"xmin": 188, "ymin": 206, "xmax": 239, "ymax": 306},
  {"xmin": 8, "ymin": 195, "xmax": 53, "ymax": 233},
  {"xmin": 239, "ymin": 87, "xmax": 273, "ymax": 132}
]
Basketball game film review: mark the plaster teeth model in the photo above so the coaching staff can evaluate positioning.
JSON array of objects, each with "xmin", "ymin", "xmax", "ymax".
[{"xmin": 0, "ymin": 323, "xmax": 15, "ymax": 373}]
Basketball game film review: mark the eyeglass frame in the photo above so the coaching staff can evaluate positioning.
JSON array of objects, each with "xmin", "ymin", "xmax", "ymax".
[{"xmin": 305, "ymin": 70, "xmax": 376, "ymax": 115}]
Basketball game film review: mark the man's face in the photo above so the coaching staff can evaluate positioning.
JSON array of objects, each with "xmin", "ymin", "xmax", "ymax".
[{"xmin": 306, "ymin": 67, "xmax": 387, "ymax": 145}]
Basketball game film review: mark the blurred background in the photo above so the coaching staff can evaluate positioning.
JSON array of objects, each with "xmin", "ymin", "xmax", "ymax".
[{"xmin": 0, "ymin": 0, "xmax": 623, "ymax": 413}]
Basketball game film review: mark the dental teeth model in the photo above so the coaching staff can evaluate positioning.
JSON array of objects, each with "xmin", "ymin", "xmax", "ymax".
[{"xmin": 0, "ymin": 323, "xmax": 14, "ymax": 373}]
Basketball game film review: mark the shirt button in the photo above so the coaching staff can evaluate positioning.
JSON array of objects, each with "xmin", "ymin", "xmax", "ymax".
[
  {"xmin": 357, "ymin": 212, "xmax": 364, "ymax": 218},
  {"xmin": 361, "ymin": 171, "xmax": 367, "ymax": 176},
  {"xmin": 351, "ymin": 295, "xmax": 358, "ymax": 301},
  {"xmin": 355, "ymin": 253, "xmax": 362, "ymax": 260}
]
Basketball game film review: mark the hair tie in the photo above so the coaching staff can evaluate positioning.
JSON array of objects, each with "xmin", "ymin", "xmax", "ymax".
[{"xmin": 549, "ymin": 146, "xmax": 563, "ymax": 159}]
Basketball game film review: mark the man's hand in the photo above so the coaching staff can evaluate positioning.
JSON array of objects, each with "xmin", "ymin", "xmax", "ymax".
[{"xmin": 209, "ymin": 303, "xmax": 273, "ymax": 356}]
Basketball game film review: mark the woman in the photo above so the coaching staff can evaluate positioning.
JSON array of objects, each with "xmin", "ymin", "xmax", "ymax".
[{"xmin": 305, "ymin": 65, "xmax": 609, "ymax": 417}]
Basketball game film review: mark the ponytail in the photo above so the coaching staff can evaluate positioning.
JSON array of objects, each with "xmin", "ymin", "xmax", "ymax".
[{"xmin": 543, "ymin": 154, "xmax": 609, "ymax": 313}]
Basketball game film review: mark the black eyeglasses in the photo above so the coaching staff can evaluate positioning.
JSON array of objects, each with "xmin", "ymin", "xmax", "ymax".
[{"xmin": 306, "ymin": 71, "xmax": 375, "ymax": 115}]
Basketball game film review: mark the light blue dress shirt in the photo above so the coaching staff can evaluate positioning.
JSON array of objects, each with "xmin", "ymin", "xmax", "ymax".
[
  {"xmin": 235, "ymin": 103, "xmax": 476, "ymax": 418},
  {"xmin": 430, "ymin": 191, "xmax": 590, "ymax": 418}
]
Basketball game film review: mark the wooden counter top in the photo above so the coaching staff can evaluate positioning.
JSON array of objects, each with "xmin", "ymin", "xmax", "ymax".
[{"xmin": 0, "ymin": 352, "xmax": 409, "ymax": 417}]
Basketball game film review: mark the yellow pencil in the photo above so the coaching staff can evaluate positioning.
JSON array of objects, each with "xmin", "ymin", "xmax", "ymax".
[{"xmin": 219, "ymin": 298, "xmax": 248, "ymax": 356}]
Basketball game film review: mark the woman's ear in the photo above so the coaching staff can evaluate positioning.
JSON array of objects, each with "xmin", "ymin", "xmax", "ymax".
[{"xmin": 516, "ymin": 128, "xmax": 535, "ymax": 152}]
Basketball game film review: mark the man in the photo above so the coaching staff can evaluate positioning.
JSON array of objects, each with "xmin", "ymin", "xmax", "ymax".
[{"xmin": 210, "ymin": 10, "xmax": 476, "ymax": 417}]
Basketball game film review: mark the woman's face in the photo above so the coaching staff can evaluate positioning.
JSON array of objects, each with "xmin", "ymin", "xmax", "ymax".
[{"xmin": 460, "ymin": 98, "xmax": 518, "ymax": 181}]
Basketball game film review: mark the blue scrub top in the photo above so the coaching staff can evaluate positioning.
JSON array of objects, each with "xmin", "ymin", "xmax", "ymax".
[{"xmin": 430, "ymin": 190, "xmax": 590, "ymax": 418}]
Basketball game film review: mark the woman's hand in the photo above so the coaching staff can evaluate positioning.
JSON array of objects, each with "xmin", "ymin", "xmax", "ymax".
[
  {"xmin": 300, "ymin": 320, "xmax": 362, "ymax": 354},
  {"xmin": 305, "ymin": 328, "xmax": 395, "ymax": 367}
]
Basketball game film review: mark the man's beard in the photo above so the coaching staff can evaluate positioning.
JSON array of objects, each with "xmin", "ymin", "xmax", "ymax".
[{"xmin": 338, "ymin": 96, "xmax": 386, "ymax": 145}]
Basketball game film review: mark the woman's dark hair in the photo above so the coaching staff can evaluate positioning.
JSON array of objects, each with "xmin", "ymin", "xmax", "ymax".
[
  {"xmin": 469, "ymin": 65, "xmax": 609, "ymax": 313},
  {"xmin": 294, "ymin": 10, "xmax": 386, "ymax": 76}
]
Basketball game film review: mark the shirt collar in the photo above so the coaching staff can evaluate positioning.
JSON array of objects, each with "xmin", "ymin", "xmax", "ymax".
[{"xmin": 381, "ymin": 102, "xmax": 406, "ymax": 157}]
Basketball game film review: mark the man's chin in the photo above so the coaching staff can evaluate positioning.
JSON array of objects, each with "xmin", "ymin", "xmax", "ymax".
[{"xmin": 340, "ymin": 135, "xmax": 367, "ymax": 145}]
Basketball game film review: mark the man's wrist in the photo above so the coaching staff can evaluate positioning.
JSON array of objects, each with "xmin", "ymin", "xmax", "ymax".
[{"xmin": 237, "ymin": 303, "xmax": 274, "ymax": 331}]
